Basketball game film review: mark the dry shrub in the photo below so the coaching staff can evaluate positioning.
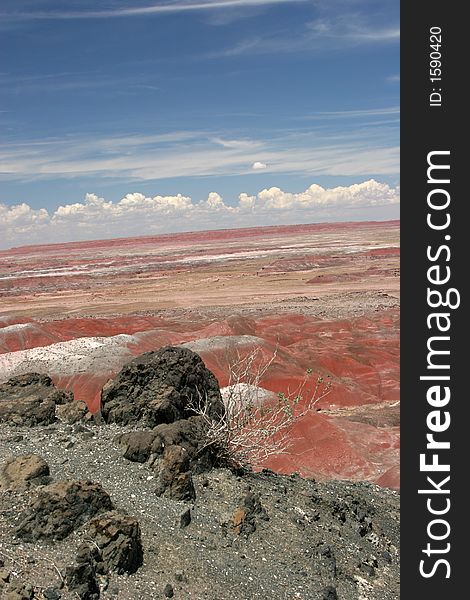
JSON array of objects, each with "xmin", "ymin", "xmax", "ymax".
[{"xmin": 190, "ymin": 347, "xmax": 331, "ymax": 469}]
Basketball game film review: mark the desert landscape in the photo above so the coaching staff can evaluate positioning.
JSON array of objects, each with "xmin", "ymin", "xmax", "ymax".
[
  {"xmin": 0, "ymin": 219, "xmax": 400, "ymax": 599},
  {"xmin": 0, "ymin": 220, "xmax": 399, "ymax": 489},
  {"xmin": 0, "ymin": 2, "xmax": 401, "ymax": 596}
]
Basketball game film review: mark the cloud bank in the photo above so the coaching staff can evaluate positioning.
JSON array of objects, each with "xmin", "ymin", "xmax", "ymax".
[{"xmin": 0, "ymin": 179, "xmax": 399, "ymax": 249}]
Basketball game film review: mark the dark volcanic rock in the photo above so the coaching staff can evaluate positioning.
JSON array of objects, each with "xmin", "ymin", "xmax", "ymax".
[
  {"xmin": 228, "ymin": 489, "xmax": 269, "ymax": 536},
  {"xmin": 0, "ymin": 454, "xmax": 50, "ymax": 491},
  {"xmin": 85, "ymin": 511, "xmax": 143, "ymax": 575},
  {"xmin": 322, "ymin": 586, "xmax": 339, "ymax": 600},
  {"xmin": 100, "ymin": 346, "xmax": 224, "ymax": 427},
  {"xmin": 154, "ymin": 444, "xmax": 196, "ymax": 501},
  {"xmin": 42, "ymin": 588, "xmax": 62, "ymax": 600},
  {"xmin": 179, "ymin": 507, "xmax": 191, "ymax": 529},
  {"xmin": 151, "ymin": 416, "xmax": 215, "ymax": 471},
  {"xmin": 116, "ymin": 416, "xmax": 215, "ymax": 471},
  {"xmin": 64, "ymin": 562, "xmax": 100, "ymax": 600},
  {"xmin": 15, "ymin": 480, "xmax": 114, "ymax": 541},
  {"xmin": 115, "ymin": 430, "xmax": 159, "ymax": 463},
  {"xmin": 0, "ymin": 373, "xmax": 73, "ymax": 426}
]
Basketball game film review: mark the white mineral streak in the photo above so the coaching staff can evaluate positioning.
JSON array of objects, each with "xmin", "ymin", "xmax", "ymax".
[{"xmin": 0, "ymin": 334, "xmax": 135, "ymax": 380}]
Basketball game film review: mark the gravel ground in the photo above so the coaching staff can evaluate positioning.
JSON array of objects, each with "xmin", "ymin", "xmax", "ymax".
[{"xmin": 0, "ymin": 419, "xmax": 399, "ymax": 600}]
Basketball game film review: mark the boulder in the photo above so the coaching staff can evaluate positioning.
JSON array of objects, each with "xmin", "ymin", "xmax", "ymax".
[
  {"xmin": 0, "ymin": 374, "xmax": 73, "ymax": 427},
  {"xmin": 154, "ymin": 445, "xmax": 196, "ymax": 501},
  {"xmin": 64, "ymin": 562, "xmax": 100, "ymax": 600},
  {"xmin": 56, "ymin": 400, "xmax": 89, "ymax": 424},
  {"xmin": 115, "ymin": 430, "xmax": 159, "ymax": 463},
  {"xmin": 116, "ymin": 416, "xmax": 214, "ymax": 471},
  {"xmin": 228, "ymin": 489, "xmax": 269, "ymax": 536},
  {"xmin": 100, "ymin": 346, "xmax": 223, "ymax": 427},
  {"xmin": 15, "ymin": 480, "xmax": 113, "ymax": 541},
  {"xmin": 179, "ymin": 507, "xmax": 191, "ymax": 529},
  {"xmin": 85, "ymin": 511, "xmax": 143, "ymax": 575},
  {"xmin": 42, "ymin": 588, "xmax": 62, "ymax": 600},
  {"xmin": 150, "ymin": 416, "xmax": 214, "ymax": 471},
  {"xmin": 0, "ymin": 454, "xmax": 50, "ymax": 491}
]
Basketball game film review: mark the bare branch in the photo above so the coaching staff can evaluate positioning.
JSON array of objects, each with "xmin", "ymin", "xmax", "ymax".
[{"xmin": 188, "ymin": 346, "xmax": 332, "ymax": 470}]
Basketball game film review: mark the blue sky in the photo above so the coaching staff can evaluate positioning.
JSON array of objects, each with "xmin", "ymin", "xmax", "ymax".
[{"xmin": 0, "ymin": 0, "xmax": 399, "ymax": 247}]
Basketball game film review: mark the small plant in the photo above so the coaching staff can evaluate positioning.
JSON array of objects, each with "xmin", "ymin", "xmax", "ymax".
[{"xmin": 189, "ymin": 347, "xmax": 331, "ymax": 470}]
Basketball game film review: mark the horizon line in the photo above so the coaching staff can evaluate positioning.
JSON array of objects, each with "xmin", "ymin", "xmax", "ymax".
[{"xmin": 1, "ymin": 218, "xmax": 400, "ymax": 253}]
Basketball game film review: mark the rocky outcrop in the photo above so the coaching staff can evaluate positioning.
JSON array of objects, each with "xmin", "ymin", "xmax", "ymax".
[
  {"xmin": 154, "ymin": 444, "xmax": 196, "ymax": 501},
  {"xmin": 15, "ymin": 480, "xmax": 113, "ymax": 541},
  {"xmin": 100, "ymin": 346, "xmax": 224, "ymax": 427},
  {"xmin": 115, "ymin": 429, "xmax": 159, "ymax": 463},
  {"xmin": 61, "ymin": 511, "xmax": 144, "ymax": 598},
  {"xmin": 0, "ymin": 374, "xmax": 73, "ymax": 427},
  {"xmin": 64, "ymin": 561, "xmax": 100, "ymax": 600},
  {"xmin": 56, "ymin": 399, "xmax": 89, "ymax": 424},
  {"xmin": 228, "ymin": 489, "xmax": 269, "ymax": 536},
  {"xmin": 116, "ymin": 415, "xmax": 214, "ymax": 471},
  {"xmin": 104, "ymin": 348, "xmax": 224, "ymax": 502},
  {"xmin": 0, "ymin": 454, "xmax": 50, "ymax": 491},
  {"xmin": 0, "ymin": 418, "xmax": 400, "ymax": 600},
  {"xmin": 85, "ymin": 511, "xmax": 144, "ymax": 575}
]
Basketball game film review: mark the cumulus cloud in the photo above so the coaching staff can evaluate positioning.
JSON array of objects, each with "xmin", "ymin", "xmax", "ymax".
[
  {"xmin": 252, "ymin": 161, "xmax": 267, "ymax": 170},
  {"xmin": 0, "ymin": 202, "xmax": 50, "ymax": 237},
  {"xmin": 0, "ymin": 179, "xmax": 399, "ymax": 249},
  {"xmin": 238, "ymin": 192, "xmax": 256, "ymax": 210},
  {"xmin": 257, "ymin": 180, "xmax": 399, "ymax": 210}
]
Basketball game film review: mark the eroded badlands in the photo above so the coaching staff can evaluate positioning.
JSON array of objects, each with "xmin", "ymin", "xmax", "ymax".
[{"xmin": 0, "ymin": 221, "xmax": 399, "ymax": 488}]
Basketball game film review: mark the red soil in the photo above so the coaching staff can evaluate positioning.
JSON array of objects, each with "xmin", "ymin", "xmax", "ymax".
[
  {"xmin": 0, "ymin": 309, "xmax": 399, "ymax": 488},
  {"xmin": 0, "ymin": 220, "xmax": 400, "ymax": 488}
]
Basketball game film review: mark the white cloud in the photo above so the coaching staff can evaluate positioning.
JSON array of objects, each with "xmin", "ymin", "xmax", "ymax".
[
  {"xmin": 0, "ymin": 202, "xmax": 50, "ymax": 238},
  {"xmin": 256, "ymin": 180, "xmax": 399, "ymax": 210},
  {"xmin": 301, "ymin": 107, "xmax": 399, "ymax": 120},
  {"xmin": 238, "ymin": 192, "xmax": 256, "ymax": 209},
  {"xmin": 0, "ymin": 179, "xmax": 399, "ymax": 248},
  {"xmin": 4, "ymin": 1, "xmax": 307, "ymax": 21},
  {"xmin": 252, "ymin": 161, "xmax": 267, "ymax": 170},
  {"xmin": 0, "ymin": 125, "xmax": 399, "ymax": 182},
  {"xmin": 306, "ymin": 17, "xmax": 399, "ymax": 43},
  {"xmin": 216, "ymin": 11, "xmax": 399, "ymax": 57},
  {"xmin": 213, "ymin": 138, "xmax": 261, "ymax": 150}
]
